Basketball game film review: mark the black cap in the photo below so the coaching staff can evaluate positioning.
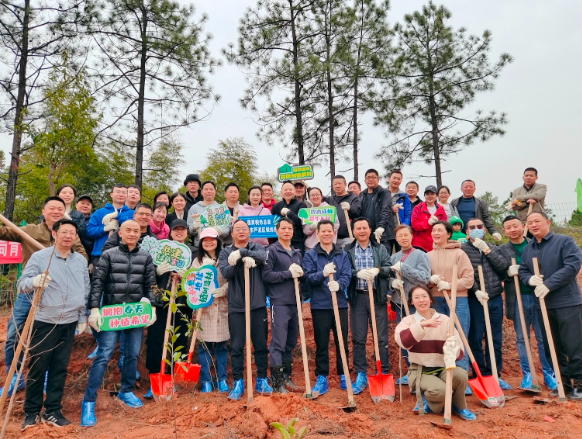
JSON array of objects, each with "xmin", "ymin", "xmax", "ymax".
[
  {"xmin": 183, "ymin": 174, "xmax": 201, "ymax": 186},
  {"xmin": 77, "ymin": 194, "xmax": 93, "ymax": 204},
  {"xmin": 424, "ymin": 185, "xmax": 438, "ymax": 194},
  {"xmin": 170, "ymin": 219, "xmax": 189, "ymax": 230}
]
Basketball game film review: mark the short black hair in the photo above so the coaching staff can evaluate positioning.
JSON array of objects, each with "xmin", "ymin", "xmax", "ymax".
[
  {"xmin": 127, "ymin": 184, "xmax": 141, "ymax": 193},
  {"xmin": 461, "ymin": 179, "xmax": 475, "ymax": 187},
  {"xmin": 502, "ymin": 215, "xmax": 521, "ymax": 225},
  {"xmin": 333, "ymin": 175, "xmax": 346, "ymax": 182},
  {"xmin": 405, "ymin": 181, "xmax": 419, "ymax": 189},
  {"xmin": 352, "ymin": 217, "xmax": 371, "ymax": 228},
  {"xmin": 56, "ymin": 184, "xmax": 77, "ymax": 198},
  {"xmin": 53, "ymin": 218, "xmax": 78, "ymax": 232},
  {"xmin": 43, "ymin": 196, "xmax": 66, "ymax": 208},
  {"xmin": 153, "ymin": 191, "xmax": 169, "ymax": 205},
  {"xmin": 388, "ymin": 169, "xmax": 402, "ymax": 177},
  {"xmin": 524, "ymin": 167, "xmax": 538, "ymax": 176},
  {"xmin": 225, "ymin": 182, "xmax": 240, "ymax": 192},
  {"xmin": 432, "ymin": 220, "xmax": 453, "ymax": 237},
  {"xmin": 527, "ymin": 211, "xmax": 549, "ymax": 220},
  {"xmin": 261, "ymin": 182, "xmax": 273, "ymax": 189},
  {"xmin": 437, "ymin": 185, "xmax": 450, "ymax": 195},
  {"xmin": 348, "ymin": 181, "xmax": 361, "ymax": 189},
  {"xmin": 281, "ymin": 180, "xmax": 295, "ymax": 189},
  {"xmin": 134, "ymin": 202, "xmax": 152, "ymax": 212},
  {"xmin": 364, "ymin": 168, "xmax": 379, "ymax": 178},
  {"xmin": 317, "ymin": 219, "xmax": 335, "ymax": 232},
  {"xmin": 276, "ymin": 217, "xmax": 294, "ymax": 230},
  {"xmin": 153, "ymin": 201, "xmax": 168, "ymax": 212},
  {"xmin": 112, "ymin": 183, "xmax": 127, "ymax": 190},
  {"xmin": 232, "ymin": 219, "xmax": 249, "ymax": 229},
  {"xmin": 308, "ymin": 187, "xmax": 323, "ymax": 198},
  {"xmin": 170, "ymin": 192, "xmax": 187, "ymax": 204},
  {"xmin": 201, "ymin": 180, "xmax": 216, "ymax": 190}
]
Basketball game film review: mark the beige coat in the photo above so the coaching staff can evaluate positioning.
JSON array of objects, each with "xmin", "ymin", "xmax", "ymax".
[
  {"xmin": 427, "ymin": 241, "xmax": 474, "ymax": 297},
  {"xmin": 512, "ymin": 183, "xmax": 547, "ymax": 222}
]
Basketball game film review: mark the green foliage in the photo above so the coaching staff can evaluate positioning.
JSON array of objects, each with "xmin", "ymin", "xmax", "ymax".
[
  {"xmin": 270, "ymin": 418, "xmax": 308, "ymax": 439},
  {"xmin": 199, "ymin": 138, "xmax": 259, "ymax": 204},
  {"xmin": 569, "ymin": 210, "xmax": 582, "ymax": 227},
  {"xmin": 478, "ymin": 192, "xmax": 513, "ymax": 228},
  {"xmin": 142, "ymin": 136, "xmax": 185, "ymax": 203}
]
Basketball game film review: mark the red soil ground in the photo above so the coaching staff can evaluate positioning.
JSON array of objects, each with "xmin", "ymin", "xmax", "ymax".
[{"xmin": 1, "ymin": 269, "xmax": 581, "ymax": 438}]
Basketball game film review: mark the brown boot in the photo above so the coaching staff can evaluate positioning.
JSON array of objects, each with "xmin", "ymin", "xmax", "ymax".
[{"xmin": 283, "ymin": 362, "xmax": 303, "ymax": 392}]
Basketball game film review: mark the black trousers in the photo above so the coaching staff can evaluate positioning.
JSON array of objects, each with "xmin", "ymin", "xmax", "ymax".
[
  {"xmin": 269, "ymin": 304, "xmax": 299, "ymax": 366},
  {"xmin": 229, "ymin": 307, "xmax": 269, "ymax": 380},
  {"xmin": 538, "ymin": 304, "xmax": 582, "ymax": 382},
  {"xmin": 311, "ymin": 308, "xmax": 349, "ymax": 377},
  {"xmin": 24, "ymin": 321, "xmax": 76, "ymax": 414},
  {"xmin": 351, "ymin": 292, "xmax": 390, "ymax": 374}
]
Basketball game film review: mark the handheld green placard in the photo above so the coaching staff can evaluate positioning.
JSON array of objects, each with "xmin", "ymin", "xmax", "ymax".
[{"xmin": 99, "ymin": 301, "xmax": 154, "ymax": 331}]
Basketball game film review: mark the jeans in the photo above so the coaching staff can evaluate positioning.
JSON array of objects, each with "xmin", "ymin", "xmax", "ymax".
[
  {"xmin": 198, "ymin": 341, "xmax": 229, "ymax": 384},
  {"xmin": 24, "ymin": 321, "xmax": 76, "ymax": 414},
  {"xmin": 351, "ymin": 293, "xmax": 389, "ymax": 373},
  {"xmin": 433, "ymin": 296, "xmax": 470, "ymax": 372},
  {"xmin": 229, "ymin": 308, "xmax": 269, "ymax": 381},
  {"xmin": 83, "ymin": 327, "xmax": 144, "ymax": 402},
  {"xmin": 513, "ymin": 294, "xmax": 553, "ymax": 374},
  {"xmin": 394, "ymin": 302, "xmax": 416, "ymax": 367},
  {"xmin": 5, "ymin": 294, "xmax": 33, "ymax": 372},
  {"xmin": 468, "ymin": 294, "xmax": 503, "ymax": 377},
  {"xmin": 311, "ymin": 308, "xmax": 349, "ymax": 377}
]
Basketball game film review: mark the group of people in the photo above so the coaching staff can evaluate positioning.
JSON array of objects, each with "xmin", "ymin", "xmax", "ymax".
[{"xmin": 1, "ymin": 166, "xmax": 581, "ymax": 432}]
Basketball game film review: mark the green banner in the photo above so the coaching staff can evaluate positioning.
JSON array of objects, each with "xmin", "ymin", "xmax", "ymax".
[
  {"xmin": 99, "ymin": 301, "xmax": 153, "ymax": 331},
  {"xmin": 278, "ymin": 164, "xmax": 314, "ymax": 182},
  {"xmin": 298, "ymin": 206, "xmax": 337, "ymax": 225}
]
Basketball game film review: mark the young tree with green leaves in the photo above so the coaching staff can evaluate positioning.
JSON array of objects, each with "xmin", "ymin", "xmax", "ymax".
[
  {"xmin": 86, "ymin": 0, "xmax": 219, "ymax": 188},
  {"xmin": 374, "ymin": 2, "xmax": 512, "ymax": 187}
]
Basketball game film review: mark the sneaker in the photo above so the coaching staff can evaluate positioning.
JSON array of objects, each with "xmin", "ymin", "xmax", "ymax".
[
  {"xmin": 520, "ymin": 372, "xmax": 533, "ymax": 389},
  {"xmin": 255, "ymin": 377, "xmax": 273, "ymax": 395},
  {"xmin": 543, "ymin": 370, "xmax": 558, "ymax": 391},
  {"xmin": 312, "ymin": 376, "xmax": 329, "ymax": 396},
  {"xmin": 465, "ymin": 385, "xmax": 472, "ymax": 395},
  {"xmin": 81, "ymin": 400, "xmax": 96, "ymax": 427},
  {"xmin": 21, "ymin": 412, "xmax": 39, "ymax": 431},
  {"xmin": 453, "ymin": 405, "xmax": 477, "ymax": 421},
  {"xmin": 143, "ymin": 387, "xmax": 154, "ymax": 399},
  {"xmin": 218, "ymin": 380, "xmax": 230, "ymax": 393},
  {"xmin": 0, "ymin": 373, "xmax": 26, "ymax": 397},
  {"xmin": 339, "ymin": 375, "xmax": 353, "ymax": 391},
  {"xmin": 228, "ymin": 379, "xmax": 244, "ymax": 401},
  {"xmin": 396, "ymin": 374, "xmax": 409, "ymax": 385},
  {"xmin": 87, "ymin": 345, "xmax": 99, "ymax": 360},
  {"xmin": 201, "ymin": 382, "xmax": 213, "ymax": 393},
  {"xmin": 352, "ymin": 372, "xmax": 368, "ymax": 395},
  {"xmin": 42, "ymin": 410, "xmax": 72, "ymax": 427},
  {"xmin": 498, "ymin": 378, "xmax": 513, "ymax": 390},
  {"xmin": 117, "ymin": 391, "xmax": 143, "ymax": 408}
]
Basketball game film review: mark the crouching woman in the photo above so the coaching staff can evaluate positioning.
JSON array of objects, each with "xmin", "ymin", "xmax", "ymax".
[{"xmin": 395, "ymin": 285, "xmax": 476, "ymax": 421}]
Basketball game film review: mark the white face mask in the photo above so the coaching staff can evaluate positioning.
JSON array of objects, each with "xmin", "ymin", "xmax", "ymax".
[{"xmin": 470, "ymin": 229, "xmax": 485, "ymax": 240}]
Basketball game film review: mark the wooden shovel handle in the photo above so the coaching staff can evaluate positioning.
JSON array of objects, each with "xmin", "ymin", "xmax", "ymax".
[
  {"xmin": 159, "ymin": 278, "xmax": 177, "ymax": 374},
  {"xmin": 294, "ymin": 278, "xmax": 312, "ymax": 395},
  {"xmin": 443, "ymin": 265, "xmax": 458, "ymax": 426},
  {"xmin": 0, "ymin": 213, "xmax": 44, "ymax": 251},
  {"xmin": 367, "ymin": 281, "xmax": 381, "ymax": 363},
  {"xmin": 478, "ymin": 265, "xmax": 499, "ymax": 384},
  {"xmin": 343, "ymin": 209, "xmax": 354, "ymax": 242},
  {"xmin": 245, "ymin": 266, "xmax": 253, "ymax": 402},
  {"xmin": 395, "ymin": 271, "xmax": 410, "ymax": 316},
  {"xmin": 523, "ymin": 204, "xmax": 533, "ymax": 237},
  {"xmin": 186, "ymin": 308, "xmax": 203, "ymax": 362}
]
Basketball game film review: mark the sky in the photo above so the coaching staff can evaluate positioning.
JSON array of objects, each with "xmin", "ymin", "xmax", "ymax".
[{"xmin": 1, "ymin": 0, "xmax": 581, "ymax": 206}]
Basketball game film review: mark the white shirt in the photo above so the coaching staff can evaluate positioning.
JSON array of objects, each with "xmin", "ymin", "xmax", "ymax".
[{"xmin": 413, "ymin": 310, "xmax": 440, "ymax": 322}]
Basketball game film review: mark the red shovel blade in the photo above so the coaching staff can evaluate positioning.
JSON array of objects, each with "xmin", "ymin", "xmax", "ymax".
[
  {"xmin": 468, "ymin": 368, "xmax": 505, "ymax": 408},
  {"xmin": 368, "ymin": 360, "xmax": 395, "ymax": 403},
  {"xmin": 174, "ymin": 362, "xmax": 201, "ymax": 383},
  {"xmin": 150, "ymin": 372, "xmax": 174, "ymax": 402}
]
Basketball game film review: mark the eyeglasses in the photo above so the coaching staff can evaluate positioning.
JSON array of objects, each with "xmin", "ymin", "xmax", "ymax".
[
  {"xmin": 468, "ymin": 224, "xmax": 484, "ymax": 230},
  {"xmin": 365, "ymin": 176, "xmax": 378, "ymax": 180},
  {"xmin": 135, "ymin": 212, "xmax": 152, "ymax": 217}
]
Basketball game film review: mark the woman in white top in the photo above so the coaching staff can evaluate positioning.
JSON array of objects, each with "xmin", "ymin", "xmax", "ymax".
[{"xmin": 437, "ymin": 186, "xmax": 457, "ymax": 219}]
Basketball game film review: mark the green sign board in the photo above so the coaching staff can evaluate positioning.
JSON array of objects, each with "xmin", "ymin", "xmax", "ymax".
[
  {"xmin": 182, "ymin": 265, "xmax": 219, "ymax": 310},
  {"xmin": 99, "ymin": 301, "xmax": 153, "ymax": 331},
  {"xmin": 278, "ymin": 164, "xmax": 314, "ymax": 182},
  {"xmin": 298, "ymin": 206, "xmax": 337, "ymax": 225},
  {"xmin": 200, "ymin": 204, "xmax": 231, "ymax": 232}
]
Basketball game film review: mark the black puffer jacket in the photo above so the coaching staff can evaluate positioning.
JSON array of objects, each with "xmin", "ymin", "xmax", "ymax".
[
  {"xmin": 271, "ymin": 198, "xmax": 307, "ymax": 251},
  {"xmin": 89, "ymin": 243, "xmax": 157, "ymax": 308},
  {"xmin": 461, "ymin": 241, "xmax": 509, "ymax": 298},
  {"xmin": 329, "ymin": 192, "xmax": 362, "ymax": 239},
  {"xmin": 359, "ymin": 185, "xmax": 395, "ymax": 242}
]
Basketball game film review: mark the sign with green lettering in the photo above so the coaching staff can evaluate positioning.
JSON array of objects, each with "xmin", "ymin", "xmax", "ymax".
[
  {"xmin": 182, "ymin": 265, "xmax": 219, "ymax": 310},
  {"xmin": 298, "ymin": 206, "xmax": 337, "ymax": 225},
  {"xmin": 99, "ymin": 301, "xmax": 154, "ymax": 331},
  {"xmin": 278, "ymin": 164, "xmax": 314, "ymax": 182}
]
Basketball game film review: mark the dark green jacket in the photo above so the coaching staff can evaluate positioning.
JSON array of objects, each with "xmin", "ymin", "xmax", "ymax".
[{"xmin": 345, "ymin": 240, "xmax": 392, "ymax": 306}]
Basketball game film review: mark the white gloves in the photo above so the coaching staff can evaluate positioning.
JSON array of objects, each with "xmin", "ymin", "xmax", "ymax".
[
  {"xmin": 535, "ymin": 284, "xmax": 550, "ymax": 299},
  {"xmin": 472, "ymin": 238, "xmax": 490, "ymax": 254},
  {"xmin": 323, "ymin": 262, "xmax": 336, "ymax": 277},
  {"xmin": 443, "ymin": 336, "xmax": 461, "ymax": 369},
  {"xmin": 202, "ymin": 257, "xmax": 215, "ymax": 266},
  {"xmin": 228, "ymin": 250, "xmax": 242, "ymax": 266},
  {"xmin": 63, "ymin": 212, "xmax": 72, "ymax": 220},
  {"xmin": 156, "ymin": 261, "xmax": 172, "ymax": 276},
  {"xmin": 475, "ymin": 289, "xmax": 489, "ymax": 306},
  {"xmin": 341, "ymin": 202, "xmax": 350, "ymax": 210},
  {"xmin": 33, "ymin": 273, "xmax": 52, "ymax": 288},
  {"xmin": 148, "ymin": 307, "xmax": 157, "ymax": 327},
  {"xmin": 281, "ymin": 208, "xmax": 290, "ymax": 216},
  {"xmin": 190, "ymin": 218, "xmax": 202, "ymax": 231},
  {"xmin": 289, "ymin": 263, "xmax": 304, "ymax": 278},
  {"xmin": 374, "ymin": 227, "xmax": 384, "ymax": 242},
  {"xmin": 328, "ymin": 280, "xmax": 340, "ymax": 292},
  {"xmin": 437, "ymin": 280, "xmax": 451, "ymax": 291},
  {"xmin": 392, "ymin": 278, "xmax": 404, "ymax": 290},
  {"xmin": 88, "ymin": 308, "xmax": 102, "ymax": 332},
  {"xmin": 428, "ymin": 215, "xmax": 438, "ymax": 226},
  {"xmin": 213, "ymin": 284, "xmax": 228, "ymax": 298},
  {"xmin": 304, "ymin": 200, "xmax": 313, "ymax": 208},
  {"xmin": 76, "ymin": 322, "xmax": 87, "ymax": 334},
  {"xmin": 529, "ymin": 275, "xmax": 544, "ymax": 287},
  {"xmin": 507, "ymin": 264, "xmax": 519, "ymax": 277},
  {"xmin": 243, "ymin": 256, "xmax": 257, "ymax": 268},
  {"xmin": 102, "ymin": 211, "xmax": 118, "ymax": 225},
  {"xmin": 309, "ymin": 222, "xmax": 318, "ymax": 230},
  {"xmin": 395, "ymin": 203, "xmax": 403, "ymax": 210},
  {"xmin": 430, "ymin": 274, "xmax": 443, "ymax": 285},
  {"xmin": 492, "ymin": 232, "xmax": 502, "ymax": 241},
  {"xmin": 103, "ymin": 220, "xmax": 119, "ymax": 232},
  {"xmin": 391, "ymin": 261, "xmax": 403, "ymax": 272},
  {"xmin": 357, "ymin": 268, "xmax": 380, "ymax": 281}
]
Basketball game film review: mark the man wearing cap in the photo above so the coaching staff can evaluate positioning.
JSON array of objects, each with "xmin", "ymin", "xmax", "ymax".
[
  {"xmin": 411, "ymin": 185, "xmax": 447, "ymax": 252},
  {"xmin": 450, "ymin": 180, "xmax": 501, "ymax": 241},
  {"xmin": 330, "ymin": 175, "xmax": 362, "ymax": 249},
  {"xmin": 184, "ymin": 174, "xmax": 203, "ymax": 212},
  {"xmin": 294, "ymin": 181, "xmax": 309, "ymax": 205}
]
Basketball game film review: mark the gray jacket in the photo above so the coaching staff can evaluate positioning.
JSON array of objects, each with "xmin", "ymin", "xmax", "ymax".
[
  {"xmin": 450, "ymin": 196, "xmax": 497, "ymax": 235},
  {"xmin": 18, "ymin": 246, "xmax": 90, "ymax": 325}
]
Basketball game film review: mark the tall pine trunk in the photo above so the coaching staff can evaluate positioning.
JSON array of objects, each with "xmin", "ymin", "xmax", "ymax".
[
  {"xmin": 289, "ymin": 0, "xmax": 305, "ymax": 164},
  {"xmin": 4, "ymin": 0, "xmax": 30, "ymax": 221},
  {"xmin": 135, "ymin": 7, "xmax": 148, "ymax": 189},
  {"xmin": 326, "ymin": 3, "xmax": 335, "ymax": 190}
]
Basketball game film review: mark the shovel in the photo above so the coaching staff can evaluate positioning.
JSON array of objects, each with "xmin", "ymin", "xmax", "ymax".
[
  {"xmin": 174, "ymin": 308, "xmax": 202, "ymax": 384},
  {"xmin": 533, "ymin": 258, "xmax": 567, "ymax": 402},
  {"xmin": 478, "ymin": 266, "xmax": 501, "ymax": 386},
  {"xmin": 366, "ymin": 280, "xmax": 395, "ymax": 403},
  {"xmin": 342, "ymin": 208, "xmax": 354, "ymax": 242},
  {"xmin": 329, "ymin": 274, "xmax": 356, "ymax": 412},
  {"xmin": 245, "ymin": 265, "xmax": 253, "ymax": 402},
  {"xmin": 442, "ymin": 289, "xmax": 505, "ymax": 408},
  {"xmin": 294, "ymin": 278, "xmax": 318, "ymax": 399},
  {"xmin": 511, "ymin": 257, "xmax": 541, "ymax": 393},
  {"xmin": 150, "ymin": 278, "xmax": 177, "ymax": 402},
  {"xmin": 442, "ymin": 265, "xmax": 458, "ymax": 427}
]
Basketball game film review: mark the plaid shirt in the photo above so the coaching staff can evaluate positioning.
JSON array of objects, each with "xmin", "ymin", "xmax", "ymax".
[{"xmin": 354, "ymin": 241, "xmax": 375, "ymax": 290}]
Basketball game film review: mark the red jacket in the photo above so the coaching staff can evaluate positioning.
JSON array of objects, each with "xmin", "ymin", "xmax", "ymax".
[
  {"xmin": 261, "ymin": 198, "xmax": 277, "ymax": 212},
  {"xmin": 411, "ymin": 202, "xmax": 448, "ymax": 252}
]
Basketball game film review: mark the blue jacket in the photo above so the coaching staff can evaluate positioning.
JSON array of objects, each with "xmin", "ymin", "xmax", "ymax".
[
  {"xmin": 519, "ymin": 232, "xmax": 582, "ymax": 309},
  {"xmin": 263, "ymin": 241, "xmax": 303, "ymax": 306},
  {"xmin": 393, "ymin": 192, "xmax": 412, "ymax": 226},
  {"xmin": 86, "ymin": 203, "xmax": 135, "ymax": 257},
  {"xmin": 303, "ymin": 243, "xmax": 352, "ymax": 310}
]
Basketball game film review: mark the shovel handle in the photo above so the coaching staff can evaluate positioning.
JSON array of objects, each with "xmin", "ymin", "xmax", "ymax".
[
  {"xmin": 395, "ymin": 272, "xmax": 410, "ymax": 316},
  {"xmin": 185, "ymin": 308, "xmax": 203, "ymax": 362},
  {"xmin": 343, "ymin": 209, "xmax": 354, "ymax": 242},
  {"xmin": 294, "ymin": 278, "xmax": 312, "ymax": 395},
  {"xmin": 478, "ymin": 266, "xmax": 499, "ymax": 385},
  {"xmin": 443, "ymin": 265, "xmax": 458, "ymax": 426},
  {"xmin": 523, "ymin": 204, "xmax": 533, "ymax": 237},
  {"xmin": 367, "ymin": 281, "xmax": 381, "ymax": 365},
  {"xmin": 159, "ymin": 278, "xmax": 177, "ymax": 375},
  {"xmin": 0, "ymin": 213, "xmax": 44, "ymax": 251},
  {"xmin": 245, "ymin": 266, "xmax": 253, "ymax": 402},
  {"xmin": 533, "ymin": 258, "xmax": 567, "ymax": 401}
]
